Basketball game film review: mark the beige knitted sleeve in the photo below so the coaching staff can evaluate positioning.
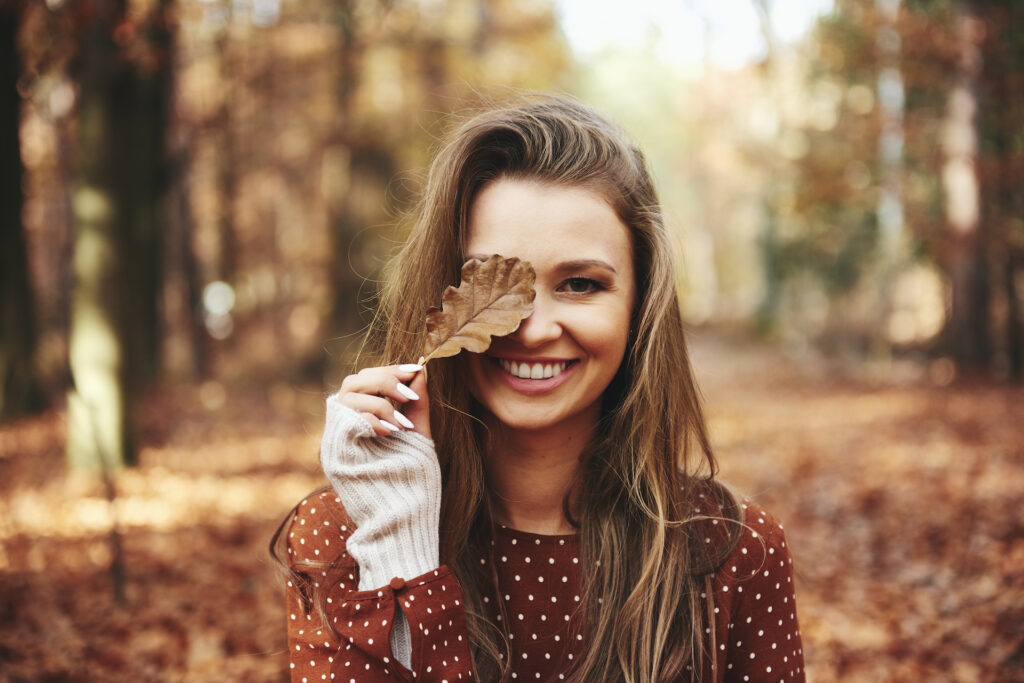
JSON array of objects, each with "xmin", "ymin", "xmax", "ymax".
[{"xmin": 319, "ymin": 393, "xmax": 442, "ymax": 669}]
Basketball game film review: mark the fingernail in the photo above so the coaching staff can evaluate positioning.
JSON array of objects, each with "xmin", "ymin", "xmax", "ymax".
[
  {"xmin": 380, "ymin": 420, "xmax": 400, "ymax": 432},
  {"xmin": 393, "ymin": 411, "xmax": 415, "ymax": 429},
  {"xmin": 399, "ymin": 363, "xmax": 424, "ymax": 372},
  {"xmin": 396, "ymin": 383, "xmax": 420, "ymax": 401}
]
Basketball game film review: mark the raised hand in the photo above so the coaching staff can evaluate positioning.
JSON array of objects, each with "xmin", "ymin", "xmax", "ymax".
[{"xmin": 335, "ymin": 363, "xmax": 430, "ymax": 439}]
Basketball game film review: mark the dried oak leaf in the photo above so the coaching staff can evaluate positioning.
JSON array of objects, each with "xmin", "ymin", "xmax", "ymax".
[{"xmin": 421, "ymin": 255, "xmax": 536, "ymax": 363}]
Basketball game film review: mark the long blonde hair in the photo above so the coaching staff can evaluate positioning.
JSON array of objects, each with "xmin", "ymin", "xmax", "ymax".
[{"xmin": 357, "ymin": 95, "xmax": 742, "ymax": 682}]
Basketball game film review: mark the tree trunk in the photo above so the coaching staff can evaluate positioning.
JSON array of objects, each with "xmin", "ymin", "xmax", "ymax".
[
  {"xmin": 167, "ymin": 141, "xmax": 209, "ymax": 378},
  {"xmin": 214, "ymin": 21, "xmax": 238, "ymax": 286},
  {"xmin": 68, "ymin": 0, "xmax": 172, "ymax": 468},
  {"xmin": 1005, "ymin": 257, "xmax": 1022, "ymax": 380},
  {"xmin": 0, "ymin": 5, "xmax": 44, "ymax": 418},
  {"xmin": 874, "ymin": 0, "xmax": 906, "ymax": 351},
  {"xmin": 749, "ymin": 0, "xmax": 783, "ymax": 335},
  {"xmin": 68, "ymin": 0, "xmax": 134, "ymax": 469},
  {"xmin": 327, "ymin": 147, "xmax": 396, "ymax": 339},
  {"xmin": 325, "ymin": 1, "xmax": 384, "ymax": 364},
  {"xmin": 976, "ymin": 0, "xmax": 1024, "ymax": 379},
  {"xmin": 116, "ymin": 0, "xmax": 172, "ymax": 387},
  {"xmin": 941, "ymin": 2, "xmax": 989, "ymax": 371}
]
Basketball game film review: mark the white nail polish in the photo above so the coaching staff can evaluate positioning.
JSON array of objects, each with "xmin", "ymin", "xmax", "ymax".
[
  {"xmin": 396, "ymin": 383, "xmax": 420, "ymax": 401},
  {"xmin": 398, "ymin": 363, "xmax": 424, "ymax": 372},
  {"xmin": 380, "ymin": 420, "xmax": 400, "ymax": 432},
  {"xmin": 393, "ymin": 411, "xmax": 415, "ymax": 429}
]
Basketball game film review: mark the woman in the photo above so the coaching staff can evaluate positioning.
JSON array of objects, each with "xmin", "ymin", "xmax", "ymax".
[{"xmin": 275, "ymin": 96, "xmax": 805, "ymax": 682}]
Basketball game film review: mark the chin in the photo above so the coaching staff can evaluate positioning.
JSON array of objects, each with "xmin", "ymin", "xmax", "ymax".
[
  {"xmin": 492, "ymin": 411, "xmax": 563, "ymax": 433},
  {"xmin": 487, "ymin": 394, "xmax": 603, "ymax": 435}
]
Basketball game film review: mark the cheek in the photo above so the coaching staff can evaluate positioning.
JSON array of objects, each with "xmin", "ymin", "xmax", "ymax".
[
  {"xmin": 462, "ymin": 354, "xmax": 494, "ymax": 407},
  {"xmin": 575, "ymin": 310, "xmax": 631, "ymax": 365}
]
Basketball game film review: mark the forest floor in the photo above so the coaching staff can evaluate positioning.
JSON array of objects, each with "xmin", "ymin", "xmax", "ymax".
[{"xmin": 0, "ymin": 330, "xmax": 1021, "ymax": 682}]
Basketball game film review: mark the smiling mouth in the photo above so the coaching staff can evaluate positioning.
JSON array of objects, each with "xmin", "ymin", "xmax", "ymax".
[{"xmin": 497, "ymin": 359, "xmax": 574, "ymax": 380}]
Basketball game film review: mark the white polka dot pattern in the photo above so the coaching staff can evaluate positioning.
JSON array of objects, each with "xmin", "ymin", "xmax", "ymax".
[
  {"xmin": 711, "ymin": 502, "xmax": 805, "ymax": 682},
  {"xmin": 479, "ymin": 524, "xmax": 584, "ymax": 679},
  {"xmin": 285, "ymin": 491, "xmax": 805, "ymax": 682},
  {"xmin": 285, "ymin": 491, "xmax": 472, "ymax": 682}
]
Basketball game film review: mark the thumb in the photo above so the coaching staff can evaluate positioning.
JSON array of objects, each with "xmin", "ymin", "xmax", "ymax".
[{"xmin": 399, "ymin": 369, "xmax": 432, "ymax": 440}]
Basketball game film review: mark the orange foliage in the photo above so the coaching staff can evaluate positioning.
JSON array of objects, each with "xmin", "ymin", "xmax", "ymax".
[{"xmin": 1, "ymin": 333, "xmax": 1021, "ymax": 680}]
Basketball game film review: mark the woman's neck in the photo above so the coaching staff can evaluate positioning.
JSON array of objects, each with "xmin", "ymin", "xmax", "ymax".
[{"xmin": 482, "ymin": 413, "xmax": 596, "ymax": 536}]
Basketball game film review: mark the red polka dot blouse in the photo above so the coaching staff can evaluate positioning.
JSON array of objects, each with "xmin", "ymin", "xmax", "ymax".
[{"xmin": 285, "ymin": 491, "xmax": 805, "ymax": 682}]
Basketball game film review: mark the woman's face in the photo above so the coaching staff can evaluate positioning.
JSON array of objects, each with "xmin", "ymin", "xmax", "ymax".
[{"xmin": 463, "ymin": 178, "xmax": 636, "ymax": 435}]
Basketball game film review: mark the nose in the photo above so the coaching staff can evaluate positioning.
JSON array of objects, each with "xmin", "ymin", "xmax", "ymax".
[{"xmin": 510, "ymin": 295, "xmax": 561, "ymax": 348}]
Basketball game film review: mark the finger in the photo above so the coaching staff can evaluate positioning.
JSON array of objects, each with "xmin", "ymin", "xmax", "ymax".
[
  {"xmin": 360, "ymin": 412, "xmax": 402, "ymax": 436},
  {"xmin": 340, "ymin": 365, "xmax": 425, "ymax": 405},
  {"xmin": 397, "ymin": 369, "xmax": 432, "ymax": 440},
  {"xmin": 338, "ymin": 393, "xmax": 414, "ymax": 433}
]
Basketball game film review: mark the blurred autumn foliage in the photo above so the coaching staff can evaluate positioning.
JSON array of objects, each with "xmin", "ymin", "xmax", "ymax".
[
  {"xmin": 2, "ymin": 331, "xmax": 1022, "ymax": 680},
  {"xmin": 2, "ymin": 0, "xmax": 1023, "ymax": 680}
]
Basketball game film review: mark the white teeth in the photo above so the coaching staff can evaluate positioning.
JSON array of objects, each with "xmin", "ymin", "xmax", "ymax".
[{"xmin": 499, "ymin": 359, "xmax": 569, "ymax": 380}]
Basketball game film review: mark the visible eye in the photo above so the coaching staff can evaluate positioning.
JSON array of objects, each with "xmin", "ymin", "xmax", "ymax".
[{"xmin": 560, "ymin": 277, "xmax": 603, "ymax": 294}]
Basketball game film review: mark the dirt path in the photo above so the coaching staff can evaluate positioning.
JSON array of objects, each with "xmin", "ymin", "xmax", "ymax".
[{"xmin": 1, "ymin": 331, "xmax": 1021, "ymax": 681}]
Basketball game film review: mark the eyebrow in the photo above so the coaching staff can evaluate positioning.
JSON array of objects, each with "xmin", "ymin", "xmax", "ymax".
[
  {"xmin": 556, "ymin": 259, "xmax": 618, "ymax": 275},
  {"xmin": 465, "ymin": 255, "xmax": 618, "ymax": 275}
]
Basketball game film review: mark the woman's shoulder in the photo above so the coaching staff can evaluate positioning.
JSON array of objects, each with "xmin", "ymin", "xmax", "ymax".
[
  {"xmin": 727, "ymin": 499, "xmax": 794, "ymax": 573},
  {"xmin": 684, "ymin": 479, "xmax": 794, "ymax": 575},
  {"xmin": 708, "ymin": 499, "xmax": 804, "ymax": 675},
  {"xmin": 283, "ymin": 487, "xmax": 356, "ymax": 568},
  {"xmin": 709, "ymin": 496, "xmax": 797, "ymax": 605}
]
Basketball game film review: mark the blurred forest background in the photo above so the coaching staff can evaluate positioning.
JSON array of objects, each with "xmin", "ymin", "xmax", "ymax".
[{"xmin": 1, "ymin": 0, "xmax": 1022, "ymax": 680}]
